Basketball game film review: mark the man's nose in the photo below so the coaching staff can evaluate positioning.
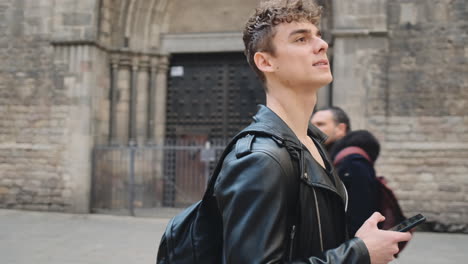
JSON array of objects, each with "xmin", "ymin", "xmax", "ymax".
[{"xmin": 313, "ymin": 38, "xmax": 328, "ymax": 54}]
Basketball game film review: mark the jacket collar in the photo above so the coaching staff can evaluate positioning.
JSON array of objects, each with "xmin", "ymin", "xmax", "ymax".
[
  {"xmin": 252, "ymin": 105, "xmax": 347, "ymax": 204},
  {"xmin": 308, "ymin": 123, "xmax": 328, "ymax": 144},
  {"xmin": 252, "ymin": 105, "xmax": 328, "ymax": 146}
]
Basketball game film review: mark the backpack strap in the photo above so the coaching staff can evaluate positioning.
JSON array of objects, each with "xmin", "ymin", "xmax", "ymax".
[
  {"xmin": 235, "ymin": 134, "xmax": 255, "ymax": 158},
  {"xmin": 202, "ymin": 122, "xmax": 302, "ymax": 201},
  {"xmin": 333, "ymin": 146, "xmax": 373, "ymax": 166},
  {"xmin": 200, "ymin": 122, "xmax": 304, "ymax": 259}
]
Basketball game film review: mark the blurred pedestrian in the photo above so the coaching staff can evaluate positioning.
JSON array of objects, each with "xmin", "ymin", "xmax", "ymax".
[
  {"xmin": 330, "ymin": 130, "xmax": 381, "ymax": 237},
  {"xmin": 311, "ymin": 106, "xmax": 350, "ymax": 153}
]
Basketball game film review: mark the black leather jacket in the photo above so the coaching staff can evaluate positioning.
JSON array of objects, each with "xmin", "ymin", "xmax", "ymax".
[{"xmin": 214, "ymin": 105, "xmax": 370, "ymax": 263}]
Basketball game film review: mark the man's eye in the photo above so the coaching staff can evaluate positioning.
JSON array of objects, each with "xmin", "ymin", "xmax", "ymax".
[{"xmin": 296, "ymin": 37, "xmax": 306, "ymax": 42}]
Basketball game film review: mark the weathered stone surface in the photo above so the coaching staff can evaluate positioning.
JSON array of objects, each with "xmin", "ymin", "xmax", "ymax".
[
  {"xmin": 0, "ymin": 0, "xmax": 109, "ymax": 213},
  {"xmin": 332, "ymin": 0, "xmax": 468, "ymax": 232}
]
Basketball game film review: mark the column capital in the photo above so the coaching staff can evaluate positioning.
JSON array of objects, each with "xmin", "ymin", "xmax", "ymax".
[
  {"xmin": 150, "ymin": 57, "xmax": 159, "ymax": 72},
  {"xmin": 138, "ymin": 55, "xmax": 150, "ymax": 70},
  {"xmin": 157, "ymin": 55, "xmax": 170, "ymax": 72},
  {"xmin": 110, "ymin": 54, "xmax": 120, "ymax": 68},
  {"xmin": 131, "ymin": 57, "xmax": 139, "ymax": 71}
]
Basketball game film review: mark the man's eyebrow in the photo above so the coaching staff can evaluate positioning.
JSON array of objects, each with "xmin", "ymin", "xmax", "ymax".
[
  {"xmin": 289, "ymin": 29, "xmax": 311, "ymax": 37},
  {"xmin": 289, "ymin": 28, "xmax": 321, "ymax": 38}
]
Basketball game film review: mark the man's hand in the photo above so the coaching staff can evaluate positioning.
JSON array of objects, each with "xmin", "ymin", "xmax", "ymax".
[{"xmin": 355, "ymin": 212, "xmax": 412, "ymax": 264}]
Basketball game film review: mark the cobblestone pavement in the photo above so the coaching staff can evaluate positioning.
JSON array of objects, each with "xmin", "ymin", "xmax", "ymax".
[{"xmin": 1, "ymin": 209, "xmax": 467, "ymax": 264}]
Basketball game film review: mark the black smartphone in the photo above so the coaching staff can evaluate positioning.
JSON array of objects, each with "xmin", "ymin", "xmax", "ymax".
[{"xmin": 388, "ymin": 214, "xmax": 426, "ymax": 232}]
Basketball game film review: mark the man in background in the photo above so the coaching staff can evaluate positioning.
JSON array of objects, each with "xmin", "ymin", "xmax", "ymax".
[{"xmin": 311, "ymin": 106, "xmax": 351, "ymax": 152}]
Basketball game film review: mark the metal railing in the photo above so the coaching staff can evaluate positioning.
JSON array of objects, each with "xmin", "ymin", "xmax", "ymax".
[{"xmin": 91, "ymin": 139, "xmax": 226, "ymax": 216}]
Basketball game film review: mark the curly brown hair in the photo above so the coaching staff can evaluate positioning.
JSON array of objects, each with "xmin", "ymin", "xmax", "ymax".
[{"xmin": 243, "ymin": 0, "xmax": 322, "ymax": 85}]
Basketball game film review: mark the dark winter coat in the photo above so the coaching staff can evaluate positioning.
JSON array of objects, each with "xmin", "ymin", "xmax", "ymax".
[
  {"xmin": 335, "ymin": 154, "xmax": 379, "ymax": 237},
  {"xmin": 330, "ymin": 130, "xmax": 381, "ymax": 237}
]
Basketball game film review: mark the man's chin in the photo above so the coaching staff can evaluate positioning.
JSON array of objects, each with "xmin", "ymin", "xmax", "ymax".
[
  {"xmin": 316, "ymin": 75, "xmax": 333, "ymax": 88},
  {"xmin": 323, "ymin": 74, "xmax": 333, "ymax": 85}
]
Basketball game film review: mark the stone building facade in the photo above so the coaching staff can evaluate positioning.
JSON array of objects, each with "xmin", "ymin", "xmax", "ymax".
[
  {"xmin": 0, "ymin": 0, "xmax": 466, "ymax": 231},
  {"xmin": 332, "ymin": 0, "xmax": 468, "ymax": 232}
]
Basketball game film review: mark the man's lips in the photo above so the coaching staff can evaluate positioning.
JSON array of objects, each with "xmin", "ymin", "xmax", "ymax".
[{"xmin": 313, "ymin": 59, "xmax": 329, "ymax": 66}]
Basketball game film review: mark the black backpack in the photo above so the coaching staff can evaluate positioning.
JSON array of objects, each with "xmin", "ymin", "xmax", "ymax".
[{"xmin": 156, "ymin": 123, "xmax": 301, "ymax": 264}]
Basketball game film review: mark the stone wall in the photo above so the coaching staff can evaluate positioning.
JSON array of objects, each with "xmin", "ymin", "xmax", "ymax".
[
  {"xmin": 166, "ymin": 0, "xmax": 261, "ymax": 33},
  {"xmin": 332, "ymin": 0, "xmax": 388, "ymax": 128},
  {"xmin": 0, "ymin": 0, "xmax": 66, "ymax": 211},
  {"xmin": 0, "ymin": 0, "xmax": 106, "ymax": 213},
  {"xmin": 332, "ymin": 0, "xmax": 468, "ymax": 232},
  {"xmin": 51, "ymin": 0, "xmax": 99, "ymax": 42},
  {"xmin": 373, "ymin": 118, "xmax": 468, "ymax": 232},
  {"xmin": 379, "ymin": 0, "xmax": 468, "ymax": 232}
]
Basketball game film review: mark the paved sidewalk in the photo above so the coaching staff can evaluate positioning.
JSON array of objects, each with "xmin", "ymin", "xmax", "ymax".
[{"xmin": 1, "ymin": 209, "xmax": 467, "ymax": 264}]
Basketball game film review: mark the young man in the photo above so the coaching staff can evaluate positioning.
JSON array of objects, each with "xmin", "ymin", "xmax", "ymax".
[
  {"xmin": 311, "ymin": 106, "xmax": 351, "ymax": 152},
  {"xmin": 214, "ymin": 0, "xmax": 411, "ymax": 263}
]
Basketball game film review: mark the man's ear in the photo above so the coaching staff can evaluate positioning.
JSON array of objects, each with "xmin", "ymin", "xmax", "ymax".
[
  {"xmin": 336, "ymin": 123, "xmax": 347, "ymax": 138},
  {"xmin": 253, "ymin": 51, "xmax": 275, "ymax": 73}
]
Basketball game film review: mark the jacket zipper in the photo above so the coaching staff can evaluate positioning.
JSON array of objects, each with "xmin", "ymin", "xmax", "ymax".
[
  {"xmin": 285, "ymin": 139, "xmax": 326, "ymax": 255},
  {"xmin": 303, "ymin": 154, "xmax": 324, "ymax": 252},
  {"xmin": 312, "ymin": 187, "xmax": 324, "ymax": 252},
  {"xmin": 289, "ymin": 225, "xmax": 296, "ymax": 261},
  {"xmin": 342, "ymin": 180, "xmax": 349, "ymax": 212}
]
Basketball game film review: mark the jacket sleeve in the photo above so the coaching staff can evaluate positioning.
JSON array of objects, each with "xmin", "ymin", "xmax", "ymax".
[
  {"xmin": 214, "ymin": 150, "xmax": 370, "ymax": 264},
  {"xmin": 304, "ymin": 238, "xmax": 370, "ymax": 264}
]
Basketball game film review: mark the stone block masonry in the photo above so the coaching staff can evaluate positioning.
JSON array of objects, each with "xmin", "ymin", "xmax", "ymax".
[
  {"xmin": 0, "ymin": 0, "xmax": 106, "ymax": 213},
  {"xmin": 0, "ymin": 0, "xmax": 69, "ymax": 212},
  {"xmin": 333, "ymin": 0, "xmax": 468, "ymax": 233},
  {"xmin": 381, "ymin": 0, "xmax": 468, "ymax": 232}
]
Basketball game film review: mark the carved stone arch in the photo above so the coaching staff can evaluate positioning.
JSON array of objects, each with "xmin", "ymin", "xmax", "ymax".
[
  {"xmin": 146, "ymin": 0, "xmax": 171, "ymax": 51},
  {"xmin": 94, "ymin": 0, "xmax": 172, "ymax": 147},
  {"xmin": 98, "ymin": 0, "xmax": 169, "ymax": 52},
  {"xmin": 97, "ymin": 0, "xmax": 124, "ymax": 47},
  {"xmin": 90, "ymin": 0, "xmax": 172, "ymax": 212}
]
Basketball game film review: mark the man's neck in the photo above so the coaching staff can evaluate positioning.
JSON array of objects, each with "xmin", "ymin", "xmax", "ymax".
[{"xmin": 265, "ymin": 82, "xmax": 319, "ymax": 143}]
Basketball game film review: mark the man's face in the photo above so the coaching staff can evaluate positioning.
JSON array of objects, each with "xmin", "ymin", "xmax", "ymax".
[
  {"xmin": 265, "ymin": 21, "xmax": 332, "ymax": 90},
  {"xmin": 311, "ymin": 110, "xmax": 346, "ymax": 146}
]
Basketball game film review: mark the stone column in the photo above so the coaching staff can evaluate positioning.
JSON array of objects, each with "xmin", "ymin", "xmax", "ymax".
[
  {"xmin": 109, "ymin": 54, "xmax": 119, "ymax": 145},
  {"xmin": 136, "ymin": 56, "xmax": 150, "ymax": 145},
  {"xmin": 128, "ymin": 57, "xmax": 139, "ymax": 145},
  {"xmin": 147, "ymin": 57, "xmax": 158, "ymax": 145},
  {"xmin": 153, "ymin": 55, "xmax": 169, "ymax": 146},
  {"xmin": 331, "ymin": 0, "xmax": 388, "ymax": 130},
  {"xmin": 152, "ymin": 55, "xmax": 169, "ymax": 206}
]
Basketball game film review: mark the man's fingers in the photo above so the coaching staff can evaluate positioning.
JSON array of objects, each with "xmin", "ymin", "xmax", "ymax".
[
  {"xmin": 394, "ymin": 231, "xmax": 412, "ymax": 242},
  {"xmin": 366, "ymin": 212, "xmax": 385, "ymax": 226},
  {"xmin": 383, "ymin": 230, "xmax": 412, "ymax": 242}
]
